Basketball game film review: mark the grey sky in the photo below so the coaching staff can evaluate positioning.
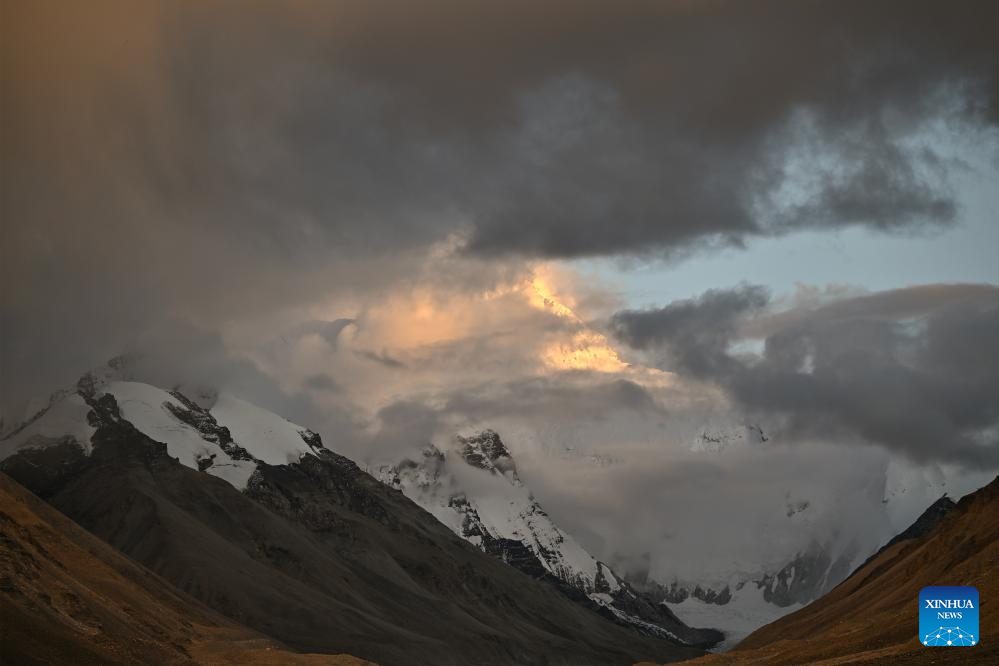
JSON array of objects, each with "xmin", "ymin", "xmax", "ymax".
[
  {"xmin": 4, "ymin": 0, "xmax": 997, "ymax": 451},
  {"xmin": 3, "ymin": 0, "xmax": 999, "ymax": 588}
]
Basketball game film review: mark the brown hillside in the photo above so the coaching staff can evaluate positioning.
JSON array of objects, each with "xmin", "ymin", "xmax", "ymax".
[
  {"xmin": 648, "ymin": 475, "xmax": 999, "ymax": 665},
  {"xmin": 0, "ymin": 472, "xmax": 372, "ymax": 666}
]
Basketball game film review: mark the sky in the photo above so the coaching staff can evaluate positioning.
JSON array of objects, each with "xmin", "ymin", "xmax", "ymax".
[
  {"xmin": 3, "ymin": 0, "xmax": 999, "ymax": 583},
  {"xmin": 580, "ymin": 167, "xmax": 999, "ymax": 308}
]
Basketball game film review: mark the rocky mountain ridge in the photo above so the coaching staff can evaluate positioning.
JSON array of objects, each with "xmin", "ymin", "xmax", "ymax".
[
  {"xmin": 374, "ymin": 429, "xmax": 721, "ymax": 647},
  {"xmin": 0, "ymin": 367, "xmax": 712, "ymax": 665}
]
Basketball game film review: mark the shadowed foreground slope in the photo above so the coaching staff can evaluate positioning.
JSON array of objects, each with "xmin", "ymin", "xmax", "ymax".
[
  {"xmin": 646, "ymin": 476, "xmax": 999, "ymax": 665},
  {"xmin": 2, "ymin": 390, "xmax": 705, "ymax": 665},
  {"xmin": 0, "ymin": 473, "xmax": 370, "ymax": 666}
]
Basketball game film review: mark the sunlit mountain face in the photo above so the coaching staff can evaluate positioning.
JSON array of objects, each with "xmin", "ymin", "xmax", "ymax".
[
  {"xmin": 528, "ymin": 271, "xmax": 629, "ymax": 373},
  {"xmin": 3, "ymin": 0, "xmax": 999, "ymax": 655}
]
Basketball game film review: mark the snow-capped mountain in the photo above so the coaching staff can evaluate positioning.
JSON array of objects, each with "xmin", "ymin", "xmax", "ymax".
[
  {"xmin": 0, "ymin": 363, "xmax": 715, "ymax": 665},
  {"xmin": 627, "ymin": 434, "xmax": 993, "ymax": 650},
  {"xmin": 642, "ymin": 537, "xmax": 855, "ymax": 607},
  {"xmin": 630, "ymin": 541, "xmax": 855, "ymax": 650},
  {"xmin": 581, "ymin": 421, "xmax": 865, "ymax": 648},
  {"xmin": 376, "ymin": 432, "xmax": 603, "ymax": 589},
  {"xmin": 373, "ymin": 430, "xmax": 720, "ymax": 646},
  {"xmin": 1, "ymin": 370, "xmax": 325, "ymax": 491}
]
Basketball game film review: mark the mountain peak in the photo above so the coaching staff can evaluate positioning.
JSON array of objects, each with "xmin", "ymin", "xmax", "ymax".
[
  {"xmin": 2, "ymin": 372, "xmax": 328, "ymax": 492},
  {"xmin": 374, "ymin": 428, "xmax": 722, "ymax": 648},
  {"xmin": 1, "ymin": 382, "xmax": 709, "ymax": 665},
  {"xmin": 456, "ymin": 429, "xmax": 520, "ymax": 482}
]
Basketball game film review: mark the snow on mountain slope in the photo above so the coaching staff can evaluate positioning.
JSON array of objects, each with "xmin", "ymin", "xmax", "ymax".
[
  {"xmin": 2, "ymin": 370, "xmax": 715, "ymax": 665},
  {"xmin": 0, "ymin": 373, "xmax": 324, "ymax": 492},
  {"xmin": 373, "ymin": 430, "xmax": 720, "ymax": 646},
  {"xmin": 106, "ymin": 381, "xmax": 258, "ymax": 488},
  {"xmin": 210, "ymin": 392, "xmax": 323, "ymax": 465},
  {"xmin": 627, "ymin": 492, "xmax": 869, "ymax": 651},
  {"xmin": 377, "ymin": 431, "xmax": 602, "ymax": 591},
  {"xmin": 627, "ymin": 442, "xmax": 996, "ymax": 652},
  {"xmin": 0, "ymin": 391, "xmax": 96, "ymax": 458},
  {"xmin": 666, "ymin": 583, "xmax": 803, "ymax": 651}
]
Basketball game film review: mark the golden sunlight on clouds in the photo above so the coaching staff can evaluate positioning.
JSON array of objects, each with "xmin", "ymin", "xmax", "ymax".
[
  {"xmin": 524, "ymin": 265, "xmax": 629, "ymax": 373},
  {"xmin": 540, "ymin": 330, "xmax": 629, "ymax": 372},
  {"xmin": 526, "ymin": 272, "xmax": 577, "ymax": 320},
  {"xmin": 255, "ymin": 259, "xmax": 675, "ymax": 416},
  {"xmin": 521, "ymin": 277, "xmax": 616, "ymax": 371},
  {"xmin": 297, "ymin": 261, "xmax": 672, "ymax": 408}
]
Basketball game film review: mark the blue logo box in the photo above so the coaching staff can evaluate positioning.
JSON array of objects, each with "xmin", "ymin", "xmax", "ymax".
[{"xmin": 920, "ymin": 586, "xmax": 979, "ymax": 646}]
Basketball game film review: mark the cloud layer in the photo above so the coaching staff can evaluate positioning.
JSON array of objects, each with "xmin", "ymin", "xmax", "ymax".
[
  {"xmin": 4, "ymin": 1, "xmax": 999, "ymax": 406},
  {"xmin": 611, "ymin": 283, "xmax": 999, "ymax": 465}
]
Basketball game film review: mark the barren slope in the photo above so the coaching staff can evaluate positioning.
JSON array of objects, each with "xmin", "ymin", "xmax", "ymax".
[{"xmin": 0, "ymin": 473, "xmax": 370, "ymax": 666}]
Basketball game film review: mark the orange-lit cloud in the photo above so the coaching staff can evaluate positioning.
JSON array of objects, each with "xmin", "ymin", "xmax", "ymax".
[
  {"xmin": 248, "ymin": 257, "xmax": 681, "ymax": 426},
  {"xmin": 349, "ymin": 262, "xmax": 633, "ymax": 376}
]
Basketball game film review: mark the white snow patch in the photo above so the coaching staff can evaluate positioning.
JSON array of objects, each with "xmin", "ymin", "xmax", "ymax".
[
  {"xmin": 589, "ymin": 592, "xmax": 614, "ymax": 605},
  {"xmin": 0, "ymin": 379, "xmax": 330, "ymax": 493},
  {"xmin": 448, "ymin": 459, "xmax": 601, "ymax": 589},
  {"xmin": 202, "ymin": 459, "xmax": 258, "ymax": 489},
  {"xmin": 599, "ymin": 562, "xmax": 622, "ymax": 592},
  {"xmin": 665, "ymin": 584, "xmax": 802, "ymax": 652},
  {"xmin": 380, "ymin": 444, "xmax": 604, "ymax": 592},
  {"xmin": 106, "ymin": 382, "xmax": 258, "ymax": 489},
  {"xmin": 211, "ymin": 393, "xmax": 313, "ymax": 465},
  {"xmin": 0, "ymin": 392, "xmax": 95, "ymax": 458},
  {"xmin": 109, "ymin": 382, "xmax": 217, "ymax": 466},
  {"xmin": 589, "ymin": 592, "xmax": 682, "ymax": 642}
]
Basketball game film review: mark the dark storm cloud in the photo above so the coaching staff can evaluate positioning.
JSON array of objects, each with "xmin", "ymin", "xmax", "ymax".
[
  {"xmin": 6, "ymin": 1, "xmax": 999, "ymax": 260},
  {"xmin": 610, "ymin": 284, "xmax": 999, "ymax": 466},
  {"xmin": 3, "ymin": 0, "xmax": 999, "ymax": 407},
  {"xmin": 340, "ymin": 0, "xmax": 997, "ymax": 257},
  {"xmin": 610, "ymin": 285, "xmax": 770, "ymax": 377}
]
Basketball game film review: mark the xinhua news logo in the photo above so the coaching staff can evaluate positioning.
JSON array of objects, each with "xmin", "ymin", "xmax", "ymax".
[{"xmin": 920, "ymin": 586, "xmax": 979, "ymax": 647}]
